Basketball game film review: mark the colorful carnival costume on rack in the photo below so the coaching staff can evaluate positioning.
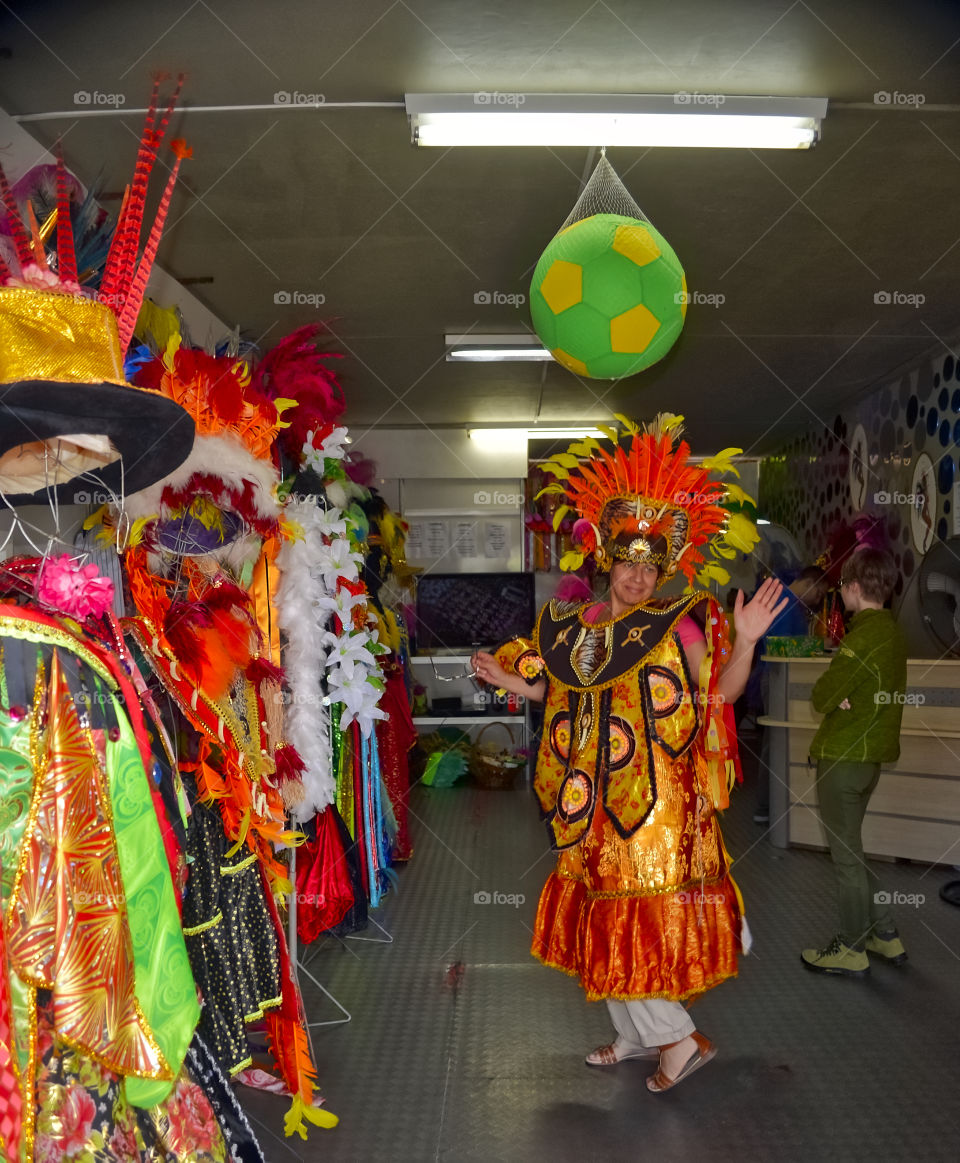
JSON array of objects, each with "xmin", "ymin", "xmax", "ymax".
[
  {"xmin": 0, "ymin": 79, "xmax": 268, "ymax": 1160},
  {"xmin": 90, "ymin": 328, "xmax": 337, "ymax": 1137},
  {"xmin": 481, "ymin": 415, "xmax": 783, "ymax": 1094}
]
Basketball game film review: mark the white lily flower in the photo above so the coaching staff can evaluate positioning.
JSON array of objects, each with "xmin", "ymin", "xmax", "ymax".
[
  {"xmin": 320, "ymin": 426, "xmax": 350, "ymax": 461},
  {"xmin": 314, "ymin": 537, "xmax": 360, "ymax": 591},
  {"xmin": 315, "ymin": 587, "xmax": 366, "ymax": 623},
  {"xmin": 316, "ymin": 506, "xmax": 347, "ymax": 540},
  {"xmin": 331, "ymin": 666, "xmax": 387, "ymax": 737},
  {"xmin": 324, "ymin": 632, "xmax": 377, "ymax": 679}
]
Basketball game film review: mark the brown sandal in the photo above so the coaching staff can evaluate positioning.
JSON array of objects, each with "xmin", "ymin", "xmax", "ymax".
[
  {"xmin": 645, "ymin": 1032, "xmax": 716, "ymax": 1093},
  {"xmin": 585, "ymin": 1041, "xmax": 659, "ymax": 1066}
]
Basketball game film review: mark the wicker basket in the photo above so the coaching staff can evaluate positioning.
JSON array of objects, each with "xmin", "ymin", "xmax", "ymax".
[{"xmin": 469, "ymin": 721, "xmax": 525, "ymax": 789}]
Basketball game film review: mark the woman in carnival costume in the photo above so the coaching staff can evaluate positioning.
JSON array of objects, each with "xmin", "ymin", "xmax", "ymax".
[
  {"xmin": 0, "ymin": 80, "xmax": 268, "ymax": 1160},
  {"xmin": 473, "ymin": 415, "xmax": 786, "ymax": 1093}
]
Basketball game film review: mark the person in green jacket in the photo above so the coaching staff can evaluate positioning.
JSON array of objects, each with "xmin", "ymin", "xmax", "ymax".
[{"xmin": 801, "ymin": 548, "xmax": 909, "ymax": 977}]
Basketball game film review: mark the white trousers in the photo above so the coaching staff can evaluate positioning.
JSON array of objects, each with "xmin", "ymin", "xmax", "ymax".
[{"xmin": 606, "ymin": 998, "xmax": 695, "ymax": 1048}]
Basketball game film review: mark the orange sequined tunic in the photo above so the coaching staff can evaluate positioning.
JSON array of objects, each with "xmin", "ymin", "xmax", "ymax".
[{"xmin": 500, "ymin": 592, "xmax": 743, "ymax": 1002}]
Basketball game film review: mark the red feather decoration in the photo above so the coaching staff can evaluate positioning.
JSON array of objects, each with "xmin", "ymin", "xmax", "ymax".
[
  {"xmin": 0, "ymin": 161, "xmax": 33, "ymax": 269},
  {"xmin": 117, "ymin": 137, "xmax": 191, "ymax": 353},
  {"xmin": 250, "ymin": 324, "xmax": 345, "ymax": 466},
  {"xmin": 54, "ymin": 146, "xmax": 78, "ymax": 286},
  {"xmin": 273, "ymin": 742, "xmax": 306, "ymax": 785},
  {"xmin": 247, "ymin": 655, "xmax": 285, "ymax": 688},
  {"xmin": 206, "ymin": 365, "xmax": 247, "ymax": 426}
]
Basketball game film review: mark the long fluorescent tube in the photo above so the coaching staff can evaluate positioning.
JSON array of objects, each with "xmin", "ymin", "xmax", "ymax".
[
  {"xmin": 469, "ymin": 427, "xmax": 607, "ymax": 451},
  {"xmin": 445, "ymin": 333, "xmax": 551, "ymax": 362},
  {"xmin": 407, "ymin": 94, "xmax": 827, "ymax": 149},
  {"xmin": 449, "ymin": 347, "xmax": 552, "ymax": 362}
]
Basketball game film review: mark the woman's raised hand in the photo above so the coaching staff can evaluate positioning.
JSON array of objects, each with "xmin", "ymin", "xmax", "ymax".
[{"xmin": 733, "ymin": 577, "xmax": 789, "ymax": 643}]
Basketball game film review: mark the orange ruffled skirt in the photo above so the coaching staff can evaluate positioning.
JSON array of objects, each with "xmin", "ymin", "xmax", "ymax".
[{"xmin": 531, "ymin": 751, "xmax": 741, "ymax": 1002}]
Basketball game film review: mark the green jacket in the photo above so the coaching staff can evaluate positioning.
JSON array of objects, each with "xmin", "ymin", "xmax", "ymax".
[{"xmin": 809, "ymin": 608, "xmax": 907, "ymax": 763}]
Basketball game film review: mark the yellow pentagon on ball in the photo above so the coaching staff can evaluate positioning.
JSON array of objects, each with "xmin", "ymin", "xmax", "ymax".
[
  {"xmin": 611, "ymin": 224, "xmax": 661, "ymax": 268},
  {"xmin": 610, "ymin": 304, "xmax": 660, "ymax": 353},
  {"xmin": 678, "ymin": 273, "xmax": 688, "ymax": 320},
  {"xmin": 552, "ymin": 348, "xmax": 590, "ymax": 376},
  {"xmin": 540, "ymin": 260, "xmax": 583, "ymax": 314}
]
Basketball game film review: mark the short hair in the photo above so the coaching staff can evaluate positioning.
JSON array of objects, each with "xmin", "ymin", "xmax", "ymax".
[{"xmin": 842, "ymin": 548, "xmax": 897, "ymax": 604}]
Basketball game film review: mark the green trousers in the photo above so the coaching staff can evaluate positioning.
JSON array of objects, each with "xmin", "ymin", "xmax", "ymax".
[{"xmin": 815, "ymin": 758, "xmax": 895, "ymax": 949}]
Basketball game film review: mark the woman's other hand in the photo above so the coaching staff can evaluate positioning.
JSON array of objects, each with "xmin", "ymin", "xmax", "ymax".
[{"xmin": 733, "ymin": 577, "xmax": 789, "ymax": 644}]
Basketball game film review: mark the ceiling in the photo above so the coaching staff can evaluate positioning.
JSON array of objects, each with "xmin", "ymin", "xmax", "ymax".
[{"xmin": 2, "ymin": 0, "xmax": 960, "ymax": 455}]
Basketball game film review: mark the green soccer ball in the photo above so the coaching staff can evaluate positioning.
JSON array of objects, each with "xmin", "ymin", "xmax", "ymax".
[{"xmin": 529, "ymin": 212, "xmax": 686, "ymax": 380}]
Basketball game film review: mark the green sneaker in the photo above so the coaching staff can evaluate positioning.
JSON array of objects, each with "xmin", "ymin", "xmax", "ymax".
[
  {"xmin": 865, "ymin": 930, "xmax": 908, "ymax": 964},
  {"xmin": 801, "ymin": 935, "xmax": 870, "ymax": 977}
]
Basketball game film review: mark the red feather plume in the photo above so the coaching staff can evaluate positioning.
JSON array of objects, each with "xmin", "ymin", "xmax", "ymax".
[{"xmin": 250, "ymin": 324, "xmax": 345, "ymax": 466}]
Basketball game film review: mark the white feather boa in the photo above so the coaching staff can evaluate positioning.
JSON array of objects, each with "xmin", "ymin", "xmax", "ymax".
[{"xmin": 276, "ymin": 498, "xmax": 335, "ymax": 820}]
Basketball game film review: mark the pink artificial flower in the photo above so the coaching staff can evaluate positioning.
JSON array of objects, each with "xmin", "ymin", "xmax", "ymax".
[
  {"xmin": 37, "ymin": 554, "xmax": 114, "ymax": 620},
  {"xmin": 55, "ymin": 1084, "xmax": 97, "ymax": 1158},
  {"xmin": 166, "ymin": 1079, "xmax": 218, "ymax": 1155},
  {"xmin": 3, "ymin": 261, "xmax": 82, "ymax": 296}
]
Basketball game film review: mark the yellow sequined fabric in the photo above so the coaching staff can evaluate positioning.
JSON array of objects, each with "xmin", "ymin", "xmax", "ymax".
[{"xmin": 0, "ymin": 289, "xmax": 127, "ymax": 387}]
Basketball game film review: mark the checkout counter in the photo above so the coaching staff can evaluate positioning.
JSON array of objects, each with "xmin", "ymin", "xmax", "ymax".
[{"xmin": 759, "ymin": 655, "xmax": 960, "ymax": 864}]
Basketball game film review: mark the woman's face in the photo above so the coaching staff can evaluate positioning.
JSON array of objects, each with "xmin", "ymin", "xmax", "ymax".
[{"xmin": 609, "ymin": 560, "xmax": 660, "ymax": 610}]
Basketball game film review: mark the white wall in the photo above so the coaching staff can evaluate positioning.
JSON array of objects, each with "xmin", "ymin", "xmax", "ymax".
[{"xmin": 351, "ymin": 428, "xmax": 527, "ymax": 480}]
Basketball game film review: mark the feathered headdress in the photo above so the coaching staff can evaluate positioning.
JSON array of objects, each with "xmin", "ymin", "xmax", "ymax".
[
  {"xmin": 538, "ymin": 413, "xmax": 760, "ymax": 588},
  {"xmin": 0, "ymin": 75, "xmax": 194, "ymax": 503},
  {"xmin": 118, "ymin": 335, "xmax": 296, "ymax": 548}
]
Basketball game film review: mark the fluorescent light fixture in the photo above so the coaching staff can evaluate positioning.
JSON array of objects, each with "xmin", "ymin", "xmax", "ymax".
[
  {"xmin": 407, "ymin": 94, "xmax": 827, "ymax": 149},
  {"xmin": 445, "ymin": 333, "xmax": 551, "ymax": 362},
  {"xmin": 469, "ymin": 426, "xmax": 607, "ymax": 451},
  {"xmin": 756, "ymin": 518, "xmax": 771, "ymax": 525}
]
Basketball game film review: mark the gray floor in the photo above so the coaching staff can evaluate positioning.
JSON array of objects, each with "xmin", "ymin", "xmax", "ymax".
[{"xmin": 241, "ymin": 744, "xmax": 960, "ymax": 1162}]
